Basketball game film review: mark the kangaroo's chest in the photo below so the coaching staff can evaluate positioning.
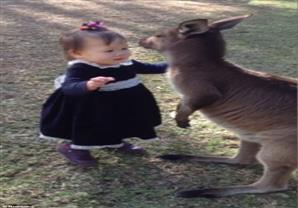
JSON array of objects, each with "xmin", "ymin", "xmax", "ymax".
[{"xmin": 166, "ymin": 67, "xmax": 185, "ymax": 95}]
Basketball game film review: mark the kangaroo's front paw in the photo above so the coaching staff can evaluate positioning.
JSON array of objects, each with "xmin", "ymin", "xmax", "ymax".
[{"xmin": 175, "ymin": 119, "xmax": 190, "ymax": 128}]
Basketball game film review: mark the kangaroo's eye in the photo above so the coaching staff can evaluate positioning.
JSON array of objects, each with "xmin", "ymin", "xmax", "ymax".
[{"xmin": 155, "ymin": 34, "xmax": 165, "ymax": 38}]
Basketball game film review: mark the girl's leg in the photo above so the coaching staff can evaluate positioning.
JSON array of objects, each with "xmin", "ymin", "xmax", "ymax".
[
  {"xmin": 57, "ymin": 143, "xmax": 97, "ymax": 166},
  {"xmin": 115, "ymin": 141, "xmax": 146, "ymax": 154}
]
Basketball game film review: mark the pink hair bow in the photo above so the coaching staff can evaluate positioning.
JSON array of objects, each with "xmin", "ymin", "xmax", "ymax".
[{"xmin": 80, "ymin": 21, "xmax": 105, "ymax": 31}]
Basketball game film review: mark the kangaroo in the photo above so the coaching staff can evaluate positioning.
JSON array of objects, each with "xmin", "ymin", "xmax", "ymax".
[{"xmin": 139, "ymin": 15, "xmax": 297, "ymax": 198}]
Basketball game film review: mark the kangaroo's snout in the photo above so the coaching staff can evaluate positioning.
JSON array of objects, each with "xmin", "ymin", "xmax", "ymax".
[
  {"xmin": 139, "ymin": 28, "xmax": 181, "ymax": 52},
  {"xmin": 138, "ymin": 38, "xmax": 153, "ymax": 49}
]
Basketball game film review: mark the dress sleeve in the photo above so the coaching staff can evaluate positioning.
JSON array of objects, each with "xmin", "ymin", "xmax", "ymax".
[
  {"xmin": 132, "ymin": 60, "xmax": 168, "ymax": 74},
  {"xmin": 61, "ymin": 66, "xmax": 89, "ymax": 96}
]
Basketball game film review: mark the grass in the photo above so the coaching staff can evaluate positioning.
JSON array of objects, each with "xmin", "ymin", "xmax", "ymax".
[
  {"xmin": 249, "ymin": 0, "xmax": 297, "ymax": 9},
  {"xmin": 1, "ymin": 0, "xmax": 297, "ymax": 207}
]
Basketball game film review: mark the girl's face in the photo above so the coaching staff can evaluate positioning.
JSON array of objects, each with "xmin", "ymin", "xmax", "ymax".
[{"xmin": 72, "ymin": 37, "xmax": 131, "ymax": 66}]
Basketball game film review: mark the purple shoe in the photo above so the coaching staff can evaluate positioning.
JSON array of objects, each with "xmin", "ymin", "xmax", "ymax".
[
  {"xmin": 57, "ymin": 143, "xmax": 97, "ymax": 166},
  {"xmin": 115, "ymin": 142, "xmax": 147, "ymax": 155}
]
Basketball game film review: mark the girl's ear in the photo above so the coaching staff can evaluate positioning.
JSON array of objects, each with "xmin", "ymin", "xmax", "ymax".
[
  {"xmin": 68, "ymin": 49, "xmax": 82, "ymax": 59},
  {"xmin": 210, "ymin": 14, "xmax": 252, "ymax": 31}
]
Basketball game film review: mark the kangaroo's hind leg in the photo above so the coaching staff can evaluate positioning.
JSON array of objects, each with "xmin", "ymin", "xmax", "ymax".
[
  {"xmin": 177, "ymin": 138, "xmax": 297, "ymax": 198},
  {"xmin": 160, "ymin": 140, "xmax": 260, "ymax": 166},
  {"xmin": 252, "ymin": 139, "xmax": 297, "ymax": 191}
]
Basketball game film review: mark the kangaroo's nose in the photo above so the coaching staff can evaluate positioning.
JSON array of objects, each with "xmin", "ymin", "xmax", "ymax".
[
  {"xmin": 139, "ymin": 38, "xmax": 151, "ymax": 48},
  {"xmin": 138, "ymin": 38, "xmax": 146, "ymax": 46}
]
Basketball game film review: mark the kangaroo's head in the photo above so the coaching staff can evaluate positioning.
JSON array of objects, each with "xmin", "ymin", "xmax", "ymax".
[{"xmin": 139, "ymin": 15, "xmax": 251, "ymax": 58}]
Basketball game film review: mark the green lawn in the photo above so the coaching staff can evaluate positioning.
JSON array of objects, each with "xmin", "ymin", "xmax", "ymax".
[{"xmin": 1, "ymin": 0, "xmax": 297, "ymax": 207}]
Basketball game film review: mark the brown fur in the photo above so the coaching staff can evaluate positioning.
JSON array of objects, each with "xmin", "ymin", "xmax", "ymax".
[{"xmin": 139, "ymin": 15, "xmax": 297, "ymax": 198}]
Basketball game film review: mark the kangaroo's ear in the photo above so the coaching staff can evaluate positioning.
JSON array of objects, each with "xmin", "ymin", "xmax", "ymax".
[
  {"xmin": 178, "ymin": 19, "xmax": 209, "ymax": 37},
  {"xmin": 210, "ymin": 14, "xmax": 252, "ymax": 31}
]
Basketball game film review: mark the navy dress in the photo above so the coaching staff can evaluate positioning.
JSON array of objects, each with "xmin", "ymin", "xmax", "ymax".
[{"xmin": 40, "ymin": 60, "xmax": 167, "ymax": 148}]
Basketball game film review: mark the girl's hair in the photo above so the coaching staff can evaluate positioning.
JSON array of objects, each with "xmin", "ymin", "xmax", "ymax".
[{"xmin": 59, "ymin": 24, "xmax": 126, "ymax": 60}]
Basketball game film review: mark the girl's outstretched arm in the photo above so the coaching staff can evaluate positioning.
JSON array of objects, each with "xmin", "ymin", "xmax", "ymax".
[{"xmin": 132, "ymin": 60, "xmax": 168, "ymax": 74}]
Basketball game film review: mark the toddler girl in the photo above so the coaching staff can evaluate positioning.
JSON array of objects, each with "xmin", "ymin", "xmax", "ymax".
[{"xmin": 40, "ymin": 21, "xmax": 167, "ymax": 166}]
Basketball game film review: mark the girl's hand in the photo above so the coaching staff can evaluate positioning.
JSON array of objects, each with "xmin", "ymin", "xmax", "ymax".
[{"xmin": 86, "ymin": 76, "xmax": 115, "ymax": 91}]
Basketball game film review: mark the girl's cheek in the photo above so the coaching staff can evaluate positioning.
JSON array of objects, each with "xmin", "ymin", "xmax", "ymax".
[{"xmin": 126, "ymin": 50, "xmax": 132, "ymax": 57}]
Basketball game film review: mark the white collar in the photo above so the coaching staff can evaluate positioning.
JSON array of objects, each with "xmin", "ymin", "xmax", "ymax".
[{"xmin": 68, "ymin": 59, "xmax": 134, "ymax": 69}]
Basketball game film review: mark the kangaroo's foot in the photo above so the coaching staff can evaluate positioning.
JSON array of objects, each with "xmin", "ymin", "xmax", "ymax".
[
  {"xmin": 159, "ymin": 154, "xmax": 255, "ymax": 166},
  {"xmin": 160, "ymin": 140, "xmax": 261, "ymax": 165},
  {"xmin": 177, "ymin": 184, "xmax": 287, "ymax": 198}
]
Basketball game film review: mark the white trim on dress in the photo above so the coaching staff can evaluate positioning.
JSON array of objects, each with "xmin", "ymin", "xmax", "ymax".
[
  {"xmin": 99, "ymin": 77, "xmax": 141, "ymax": 91},
  {"xmin": 39, "ymin": 133, "xmax": 160, "ymax": 150},
  {"xmin": 67, "ymin": 59, "xmax": 133, "ymax": 68},
  {"xmin": 70, "ymin": 143, "xmax": 124, "ymax": 150}
]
